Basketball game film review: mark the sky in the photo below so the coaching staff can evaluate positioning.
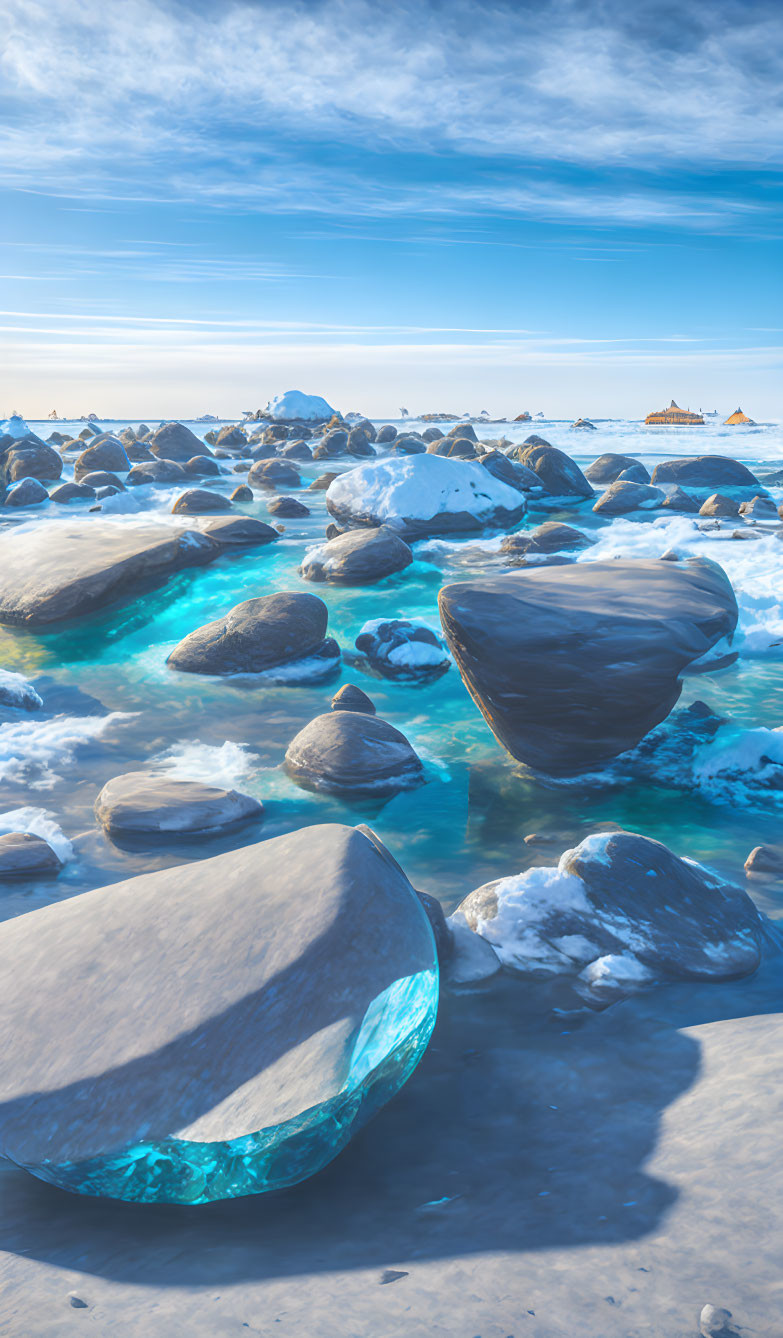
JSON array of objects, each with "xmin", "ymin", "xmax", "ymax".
[{"xmin": 0, "ymin": 0, "xmax": 781, "ymax": 420}]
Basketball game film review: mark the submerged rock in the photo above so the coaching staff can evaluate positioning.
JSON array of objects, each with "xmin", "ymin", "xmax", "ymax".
[
  {"xmin": 127, "ymin": 459, "xmax": 187, "ymax": 486},
  {"xmin": 285, "ymin": 711, "xmax": 424, "ymax": 796},
  {"xmin": 267, "ymin": 495, "xmax": 310, "ymax": 518},
  {"xmin": 0, "ymin": 824, "xmax": 438, "ymax": 1202},
  {"xmin": 456, "ymin": 830, "xmax": 763, "ymax": 1003},
  {"xmin": 744, "ymin": 845, "xmax": 783, "ymax": 875},
  {"xmin": 167, "ymin": 591, "xmax": 337, "ymax": 678},
  {"xmin": 149, "ymin": 422, "xmax": 212, "ymax": 462},
  {"xmin": 50, "ymin": 482, "xmax": 96, "ymax": 504},
  {"xmin": 95, "ymin": 772, "xmax": 262, "ymax": 839},
  {"xmin": 738, "ymin": 494, "xmax": 778, "ymax": 520},
  {"xmin": 500, "ymin": 521, "xmax": 594, "ymax": 559},
  {"xmin": 248, "ymin": 459, "xmax": 301, "ymax": 490},
  {"xmin": 309, "ymin": 472, "xmax": 338, "ymax": 491},
  {"xmin": 651, "ymin": 456, "xmax": 760, "ymax": 489},
  {"xmin": 438, "ymin": 558, "xmax": 738, "ymax": 774},
  {"xmin": 593, "ymin": 480, "xmax": 664, "ymax": 515},
  {"xmin": 183, "ymin": 455, "xmax": 221, "ymax": 478},
  {"xmin": 193, "ymin": 516, "xmax": 278, "ymax": 548},
  {"xmin": 0, "ymin": 832, "xmax": 63, "ymax": 878},
  {"xmin": 0, "ymin": 522, "xmax": 220, "ymax": 627},
  {"xmin": 301, "ymin": 527, "xmax": 413, "ymax": 586},
  {"xmin": 661, "ymin": 485, "xmax": 700, "ymax": 513},
  {"xmin": 354, "ymin": 618, "xmax": 451, "ymax": 681},
  {"xmin": 326, "ymin": 454, "xmax": 527, "ymax": 538},
  {"xmin": 230, "ymin": 484, "xmax": 253, "ymax": 502}
]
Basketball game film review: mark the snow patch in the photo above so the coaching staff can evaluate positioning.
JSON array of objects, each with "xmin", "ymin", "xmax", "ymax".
[
  {"xmin": 327, "ymin": 453, "xmax": 526, "ymax": 529},
  {"xmin": 266, "ymin": 390, "xmax": 336, "ymax": 422},
  {"xmin": 152, "ymin": 740, "xmax": 259, "ymax": 789},
  {"xmin": 0, "ymin": 712, "xmax": 135, "ymax": 789}
]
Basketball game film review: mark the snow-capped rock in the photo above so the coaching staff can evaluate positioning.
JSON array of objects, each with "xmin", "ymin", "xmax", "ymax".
[{"xmin": 266, "ymin": 391, "xmax": 337, "ymax": 423}]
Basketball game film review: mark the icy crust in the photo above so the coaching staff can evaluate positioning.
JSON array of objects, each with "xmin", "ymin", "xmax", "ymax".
[
  {"xmin": 0, "ymin": 669, "xmax": 43, "ymax": 711},
  {"xmin": 455, "ymin": 831, "xmax": 764, "ymax": 1003},
  {"xmin": 265, "ymin": 390, "xmax": 336, "ymax": 422},
  {"xmin": 326, "ymin": 454, "xmax": 527, "ymax": 535},
  {"xmin": 26, "ymin": 968, "xmax": 439, "ymax": 1204},
  {"xmin": 0, "ymin": 414, "xmax": 32, "ymax": 439}
]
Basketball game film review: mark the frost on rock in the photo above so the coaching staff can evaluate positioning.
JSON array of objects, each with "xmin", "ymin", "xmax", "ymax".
[
  {"xmin": 354, "ymin": 618, "xmax": 452, "ymax": 681},
  {"xmin": 456, "ymin": 830, "xmax": 764, "ymax": 1004},
  {"xmin": 266, "ymin": 391, "xmax": 337, "ymax": 422},
  {"xmin": 326, "ymin": 454, "xmax": 527, "ymax": 537}
]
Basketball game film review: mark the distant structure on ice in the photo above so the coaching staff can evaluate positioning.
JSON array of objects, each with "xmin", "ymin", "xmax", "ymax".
[
  {"xmin": 645, "ymin": 399, "xmax": 704, "ymax": 425},
  {"xmin": 724, "ymin": 407, "xmax": 756, "ymax": 425}
]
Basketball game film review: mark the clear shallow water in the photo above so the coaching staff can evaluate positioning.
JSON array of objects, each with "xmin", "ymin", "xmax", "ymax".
[{"xmin": 1, "ymin": 415, "xmax": 782, "ymax": 934}]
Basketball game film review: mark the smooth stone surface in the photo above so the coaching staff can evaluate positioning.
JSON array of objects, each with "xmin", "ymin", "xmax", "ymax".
[
  {"xmin": 326, "ymin": 454, "xmax": 527, "ymax": 538},
  {"xmin": 744, "ymin": 844, "xmax": 783, "ymax": 875},
  {"xmin": 230, "ymin": 484, "xmax": 253, "ymax": 502},
  {"xmin": 285, "ymin": 711, "xmax": 425, "ymax": 797},
  {"xmin": 500, "ymin": 521, "xmax": 594, "ymax": 557},
  {"xmin": 738, "ymin": 495, "xmax": 778, "ymax": 520},
  {"xmin": 593, "ymin": 480, "xmax": 664, "ymax": 515},
  {"xmin": 699, "ymin": 493, "xmax": 741, "ymax": 518},
  {"xmin": 127, "ymin": 459, "xmax": 187, "ymax": 485},
  {"xmin": 0, "ymin": 832, "xmax": 63, "ymax": 878},
  {"xmin": 651, "ymin": 456, "xmax": 760, "ymax": 488},
  {"xmin": 194, "ymin": 516, "xmax": 278, "ymax": 548},
  {"xmin": 0, "ymin": 521, "xmax": 219, "ymax": 627},
  {"xmin": 4, "ymin": 477, "xmax": 49, "ymax": 507},
  {"xmin": 457, "ymin": 831, "xmax": 764, "ymax": 1000},
  {"xmin": 149, "ymin": 422, "xmax": 212, "ymax": 462},
  {"xmin": 301, "ymin": 527, "xmax": 413, "ymax": 586},
  {"xmin": 585, "ymin": 453, "xmax": 647, "ymax": 484},
  {"xmin": 248, "ymin": 459, "xmax": 301, "ymax": 490},
  {"xmin": 167, "ymin": 591, "xmax": 330, "ymax": 675},
  {"xmin": 171, "ymin": 489, "xmax": 233, "ymax": 515},
  {"xmin": 79, "ymin": 471, "xmax": 126, "ymax": 492},
  {"xmin": 514, "ymin": 441, "xmax": 593, "ymax": 498},
  {"xmin": 308, "ymin": 472, "xmax": 338, "ymax": 491},
  {"xmin": 3, "ymin": 442, "xmax": 63, "ymax": 484},
  {"xmin": 331, "ymin": 682, "xmax": 376, "ymax": 714},
  {"xmin": 0, "ymin": 825, "xmax": 438, "ymax": 1202},
  {"xmin": 95, "ymin": 772, "xmax": 263, "ymax": 838},
  {"xmin": 74, "ymin": 439, "xmax": 130, "ymax": 480},
  {"xmin": 438, "ymin": 558, "xmax": 738, "ymax": 774},
  {"xmin": 183, "ymin": 456, "xmax": 221, "ymax": 477},
  {"xmin": 267, "ymin": 495, "xmax": 310, "ymax": 518},
  {"xmin": 661, "ymin": 485, "xmax": 700, "ymax": 512},
  {"xmin": 50, "ymin": 482, "xmax": 96, "ymax": 504}
]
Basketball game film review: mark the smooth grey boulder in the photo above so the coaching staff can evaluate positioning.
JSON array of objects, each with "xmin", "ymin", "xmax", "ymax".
[
  {"xmin": 421, "ymin": 427, "xmax": 444, "ymax": 443},
  {"xmin": 480, "ymin": 451, "xmax": 537, "ymax": 492},
  {"xmin": 661, "ymin": 485, "xmax": 700, "ymax": 513},
  {"xmin": 651, "ymin": 456, "xmax": 759, "ymax": 489},
  {"xmin": 267, "ymin": 495, "xmax": 310, "ymax": 518},
  {"xmin": 738, "ymin": 495, "xmax": 778, "ymax": 520},
  {"xmin": 301, "ymin": 527, "xmax": 413, "ymax": 586},
  {"xmin": 171, "ymin": 489, "xmax": 233, "ymax": 515},
  {"xmin": 699, "ymin": 493, "xmax": 740, "ymax": 518},
  {"xmin": 593, "ymin": 480, "xmax": 664, "ymax": 515},
  {"xmin": 447, "ymin": 422, "xmax": 478, "ymax": 442},
  {"xmin": 124, "ymin": 441, "xmax": 156, "ymax": 463},
  {"xmin": 585, "ymin": 453, "xmax": 648, "ymax": 484},
  {"xmin": 79, "ymin": 471, "xmax": 126, "ymax": 492},
  {"xmin": 346, "ymin": 427, "xmax": 375, "ymax": 457},
  {"xmin": 74, "ymin": 438, "xmax": 130, "ymax": 480},
  {"xmin": 308, "ymin": 472, "xmax": 338, "ymax": 491},
  {"xmin": 4, "ymin": 477, "xmax": 49, "ymax": 507},
  {"xmin": 426, "ymin": 436, "xmax": 477, "ymax": 459},
  {"xmin": 744, "ymin": 844, "xmax": 783, "ymax": 875},
  {"xmin": 438, "ymin": 557, "xmax": 738, "ymax": 774},
  {"xmin": 285, "ymin": 711, "xmax": 425, "ymax": 796},
  {"xmin": 215, "ymin": 425, "xmax": 247, "ymax": 448},
  {"xmin": 183, "ymin": 455, "xmax": 221, "ymax": 478},
  {"xmin": 617, "ymin": 463, "xmax": 651, "ymax": 484},
  {"xmin": 326, "ymin": 454, "xmax": 527, "ymax": 538},
  {"xmin": 456, "ymin": 830, "xmax": 763, "ymax": 1001},
  {"xmin": 0, "ymin": 832, "xmax": 63, "ymax": 878},
  {"xmin": 500, "ymin": 520, "xmax": 594, "ymax": 558},
  {"xmin": 193, "ymin": 516, "xmax": 278, "ymax": 548},
  {"xmin": 0, "ymin": 824, "xmax": 438, "ymax": 1201},
  {"xmin": 376, "ymin": 424, "xmax": 397, "ymax": 443},
  {"xmin": 149, "ymin": 422, "xmax": 212, "ymax": 462},
  {"xmin": 127, "ymin": 459, "xmax": 187, "ymax": 486},
  {"xmin": 95, "ymin": 771, "xmax": 262, "ymax": 839},
  {"xmin": 513, "ymin": 441, "xmax": 593, "ymax": 498},
  {"xmin": 230, "ymin": 484, "xmax": 254, "ymax": 502},
  {"xmin": 167, "ymin": 591, "xmax": 333, "ymax": 676},
  {"xmin": 388, "ymin": 434, "xmax": 426, "ymax": 455},
  {"xmin": 278, "ymin": 440, "xmax": 313, "ymax": 461},
  {"xmin": 248, "ymin": 459, "xmax": 301, "ymax": 490},
  {"xmin": 0, "ymin": 522, "xmax": 219, "ymax": 627},
  {"xmin": 331, "ymin": 683, "xmax": 376, "ymax": 714},
  {"xmin": 50, "ymin": 482, "xmax": 96, "ymax": 504},
  {"xmin": 3, "ymin": 442, "xmax": 63, "ymax": 484}
]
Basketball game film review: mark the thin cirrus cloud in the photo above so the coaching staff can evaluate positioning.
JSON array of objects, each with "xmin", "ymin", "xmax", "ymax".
[{"xmin": 1, "ymin": 0, "xmax": 781, "ymax": 226}]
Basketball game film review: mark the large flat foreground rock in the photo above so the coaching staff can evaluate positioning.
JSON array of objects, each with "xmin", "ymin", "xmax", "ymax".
[
  {"xmin": 0, "ymin": 825, "xmax": 438, "ymax": 1203},
  {"xmin": 0, "ymin": 521, "xmax": 220, "ymax": 626},
  {"xmin": 439, "ymin": 557, "xmax": 738, "ymax": 774}
]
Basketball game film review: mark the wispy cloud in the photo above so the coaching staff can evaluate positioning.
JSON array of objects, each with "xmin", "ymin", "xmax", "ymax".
[{"xmin": 0, "ymin": 0, "xmax": 780, "ymax": 230}]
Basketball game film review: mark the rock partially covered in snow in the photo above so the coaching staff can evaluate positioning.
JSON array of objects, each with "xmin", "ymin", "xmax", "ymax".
[
  {"xmin": 266, "ymin": 391, "xmax": 337, "ymax": 422},
  {"xmin": 301, "ymin": 527, "xmax": 413, "ymax": 586},
  {"xmin": 326, "ymin": 454, "xmax": 527, "ymax": 538},
  {"xmin": 95, "ymin": 772, "xmax": 262, "ymax": 840},
  {"xmin": 0, "ymin": 669, "xmax": 42, "ymax": 711},
  {"xmin": 438, "ymin": 558, "xmax": 738, "ymax": 775},
  {"xmin": 354, "ymin": 618, "xmax": 451, "ymax": 681},
  {"xmin": 285, "ymin": 711, "xmax": 424, "ymax": 797},
  {"xmin": 456, "ymin": 830, "xmax": 764, "ymax": 1003},
  {"xmin": 0, "ymin": 832, "xmax": 63, "ymax": 878},
  {"xmin": 167, "ymin": 591, "xmax": 340, "ymax": 682}
]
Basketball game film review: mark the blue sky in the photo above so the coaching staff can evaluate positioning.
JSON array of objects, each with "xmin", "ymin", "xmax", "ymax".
[{"xmin": 1, "ymin": 0, "xmax": 781, "ymax": 418}]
